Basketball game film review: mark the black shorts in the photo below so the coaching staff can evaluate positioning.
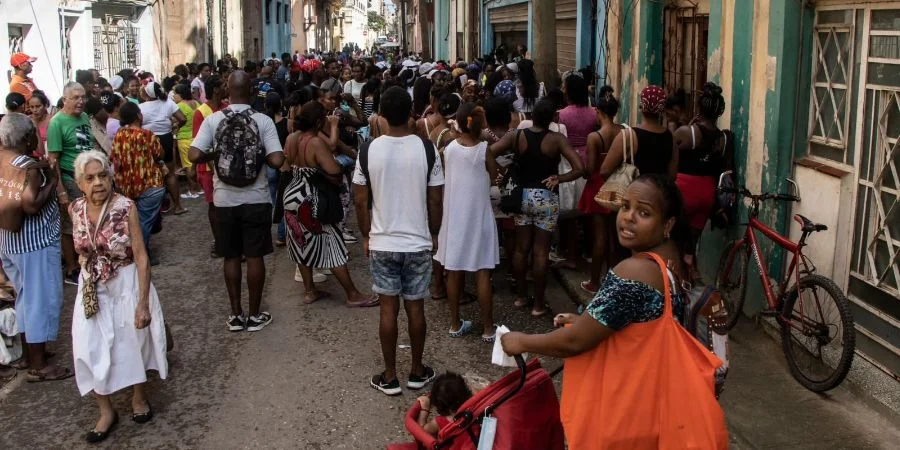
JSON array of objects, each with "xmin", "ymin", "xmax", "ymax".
[
  {"xmin": 215, "ymin": 203, "xmax": 274, "ymax": 258},
  {"xmin": 157, "ymin": 132, "xmax": 175, "ymax": 164}
]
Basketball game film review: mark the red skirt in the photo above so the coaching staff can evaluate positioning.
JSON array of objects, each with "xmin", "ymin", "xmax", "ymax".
[
  {"xmin": 676, "ymin": 173, "xmax": 716, "ymax": 230},
  {"xmin": 578, "ymin": 174, "xmax": 612, "ymax": 215}
]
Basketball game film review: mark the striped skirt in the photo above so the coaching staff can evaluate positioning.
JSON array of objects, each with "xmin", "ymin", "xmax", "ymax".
[{"xmin": 283, "ymin": 167, "xmax": 349, "ymax": 269}]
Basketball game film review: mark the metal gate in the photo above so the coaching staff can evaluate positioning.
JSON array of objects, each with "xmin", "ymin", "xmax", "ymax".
[
  {"xmin": 810, "ymin": 4, "xmax": 900, "ymax": 377},
  {"xmin": 663, "ymin": 1, "xmax": 709, "ymax": 118},
  {"xmin": 93, "ymin": 20, "xmax": 141, "ymax": 78}
]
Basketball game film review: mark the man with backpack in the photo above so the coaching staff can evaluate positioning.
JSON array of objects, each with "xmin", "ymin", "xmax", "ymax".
[
  {"xmin": 189, "ymin": 71, "xmax": 285, "ymax": 333},
  {"xmin": 352, "ymin": 87, "xmax": 444, "ymax": 395}
]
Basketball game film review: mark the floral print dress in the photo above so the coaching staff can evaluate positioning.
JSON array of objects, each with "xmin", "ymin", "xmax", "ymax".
[{"xmin": 70, "ymin": 193, "xmax": 168, "ymax": 396}]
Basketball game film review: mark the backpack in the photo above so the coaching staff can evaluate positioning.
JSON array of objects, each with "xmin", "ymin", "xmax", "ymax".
[
  {"xmin": 213, "ymin": 108, "xmax": 265, "ymax": 187},
  {"xmin": 684, "ymin": 284, "xmax": 731, "ymax": 397},
  {"xmin": 357, "ymin": 135, "xmax": 437, "ymax": 209}
]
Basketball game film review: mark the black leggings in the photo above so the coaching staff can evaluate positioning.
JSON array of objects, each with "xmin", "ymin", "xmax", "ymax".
[{"xmin": 157, "ymin": 132, "xmax": 175, "ymax": 164}]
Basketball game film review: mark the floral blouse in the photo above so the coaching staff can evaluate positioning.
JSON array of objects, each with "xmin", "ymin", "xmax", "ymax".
[
  {"xmin": 587, "ymin": 270, "xmax": 687, "ymax": 331},
  {"xmin": 71, "ymin": 194, "xmax": 135, "ymax": 282},
  {"xmin": 109, "ymin": 127, "xmax": 164, "ymax": 200}
]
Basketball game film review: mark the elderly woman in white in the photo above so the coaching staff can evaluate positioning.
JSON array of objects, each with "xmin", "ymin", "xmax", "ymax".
[{"xmin": 70, "ymin": 150, "xmax": 167, "ymax": 443}]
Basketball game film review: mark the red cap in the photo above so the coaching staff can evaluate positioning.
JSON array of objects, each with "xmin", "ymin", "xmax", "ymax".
[{"xmin": 10, "ymin": 53, "xmax": 36, "ymax": 68}]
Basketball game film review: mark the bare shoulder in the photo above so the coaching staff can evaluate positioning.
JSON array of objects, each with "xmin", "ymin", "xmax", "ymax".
[{"xmin": 612, "ymin": 257, "xmax": 665, "ymax": 292}]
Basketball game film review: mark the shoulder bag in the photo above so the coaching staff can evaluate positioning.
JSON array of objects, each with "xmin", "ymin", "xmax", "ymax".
[{"xmin": 594, "ymin": 125, "xmax": 639, "ymax": 210}]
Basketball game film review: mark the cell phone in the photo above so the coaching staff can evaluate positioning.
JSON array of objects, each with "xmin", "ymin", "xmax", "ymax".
[{"xmin": 340, "ymin": 103, "xmax": 350, "ymax": 113}]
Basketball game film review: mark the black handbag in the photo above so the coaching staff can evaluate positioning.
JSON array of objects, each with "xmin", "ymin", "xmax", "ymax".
[
  {"xmin": 309, "ymin": 170, "xmax": 345, "ymax": 225},
  {"xmin": 500, "ymin": 185, "xmax": 524, "ymax": 214}
]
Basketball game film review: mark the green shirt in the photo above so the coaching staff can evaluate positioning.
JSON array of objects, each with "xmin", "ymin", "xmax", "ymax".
[
  {"xmin": 176, "ymin": 101, "xmax": 198, "ymax": 141},
  {"xmin": 46, "ymin": 112, "xmax": 92, "ymax": 177}
]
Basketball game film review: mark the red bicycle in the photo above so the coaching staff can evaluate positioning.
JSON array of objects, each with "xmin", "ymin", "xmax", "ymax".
[{"xmin": 715, "ymin": 180, "xmax": 855, "ymax": 392}]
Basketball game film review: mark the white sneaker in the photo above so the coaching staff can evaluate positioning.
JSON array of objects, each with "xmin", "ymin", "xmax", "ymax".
[
  {"xmin": 342, "ymin": 232, "xmax": 359, "ymax": 243},
  {"xmin": 294, "ymin": 267, "xmax": 327, "ymax": 283}
]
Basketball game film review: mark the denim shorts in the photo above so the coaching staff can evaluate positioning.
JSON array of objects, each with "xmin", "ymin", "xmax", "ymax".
[{"xmin": 369, "ymin": 250, "xmax": 432, "ymax": 300}]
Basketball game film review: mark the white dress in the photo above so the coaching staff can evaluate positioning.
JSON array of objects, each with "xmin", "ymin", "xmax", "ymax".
[
  {"xmin": 72, "ymin": 263, "xmax": 168, "ymax": 396},
  {"xmin": 434, "ymin": 140, "xmax": 500, "ymax": 271}
]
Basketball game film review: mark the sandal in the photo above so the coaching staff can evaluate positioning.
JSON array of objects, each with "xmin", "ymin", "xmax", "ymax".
[
  {"xmin": 346, "ymin": 294, "xmax": 379, "ymax": 308},
  {"xmin": 25, "ymin": 366, "xmax": 74, "ymax": 382},
  {"xmin": 173, "ymin": 208, "xmax": 189, "ymax": 216},
  {"xmin": 531, "ymin": 304, "xmax": 551, "ymax": 317},
  {"xmin": 513, "ymin": 297, "xmax": 534, "ymax": 308},
  {"xmin": 580, "ymin": 281, "xmax": 599, "ymax": 294},
  {"xmin": 10, "ymin": 358, "xmax": 29, "ymax": 370},
  {"xmin": 303, "ymin": 290, "xmax": 330, "ymax": 305},
  {"xmin": 449, "ymin": 320, "xmax": 473, "ymax": 338},
  {"xmin": 481, "ymin": 334, "xmax": 496, "ymax": 343}
]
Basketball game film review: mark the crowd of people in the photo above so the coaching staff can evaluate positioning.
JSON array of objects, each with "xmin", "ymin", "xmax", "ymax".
[{"xmin": 0, "ymin": 45, "xmax": 732, "ymax": 446}]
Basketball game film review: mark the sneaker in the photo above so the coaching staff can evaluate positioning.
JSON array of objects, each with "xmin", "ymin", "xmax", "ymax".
[
  {"xmin": 407, "ymin": 366, "xmax": 436, "ymax": 390},
  {"xmin": 548, "ymin": 251, "xmax": 565, "ymax": 263},
  {"xmin": 226, "ymin": 314, "xmax": 247, "ymax": 332},
  {"xmin": 294, "ymin": 267, "xmax": 327, "ymax": 283},
  {"xmin": 342, "ymin": 232, "xmax": 359, "ymax": 243},
  {"xmin": 370, "ymin": 373, "xmax": 402, "ymax": 396},
  {"xmin": 64, "ymin": 269, "xmax": 80, "ymax": 286},
  {"xmin": 246, "ymin": 312, "xmax": 272, "ymax": 332}
]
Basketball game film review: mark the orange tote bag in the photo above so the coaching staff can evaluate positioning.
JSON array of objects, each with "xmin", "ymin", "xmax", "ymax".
[{"xmin": 560, "ymin": 253, "xmax": 728, "ymax": 450}]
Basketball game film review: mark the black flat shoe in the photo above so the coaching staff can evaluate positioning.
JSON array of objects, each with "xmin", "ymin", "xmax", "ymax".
[
  {"xmin": 132, "ymin": 402, "xmax": 153, "ymax": 424},
  {"xmin": 85, "ymin": 414, "xmax": 118, "ymax": 444}
]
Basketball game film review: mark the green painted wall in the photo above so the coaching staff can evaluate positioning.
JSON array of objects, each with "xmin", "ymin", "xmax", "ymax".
[
  {"xmin": 620, "ymin": 0, "xmax": 635, "ymax": 122},
  {"xmin": 638, "ymin": 0, "xmax": 663, "ymax": 86}
]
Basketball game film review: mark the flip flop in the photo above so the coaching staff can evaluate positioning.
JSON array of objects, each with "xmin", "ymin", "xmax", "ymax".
[
  {"xmin": 531, "ymin": 304, "xmax": 551, "ymax": 317},
  {"xmin": 10, "ymin": 358, "xmax": 29, "ymax": 370},
  {"xmin": 25, "ymin": 366, "xmax": 74, "ymax": 382},
  {"xmin": 513, "ymin": 297, "xmax": 533, "ymax": 308},
  {"xmin": 173, "ymin": 208, "xmax": 189, "ymax": 216},
  {"xmin": 346, "ymin": 294, "xmax": 380, "ymax": 308},
  {"xmin": 303, "ymin": 290, "xmax": 331, "ymax": 305}
]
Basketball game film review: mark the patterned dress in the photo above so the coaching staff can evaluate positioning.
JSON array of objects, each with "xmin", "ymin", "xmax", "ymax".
[
  {"xmin": 284, "ymin": 166, "xmax": 348, "ymax": 269},
  {"xmin": 587, "ymin": 270, "xmax": 687, "ymax": 330},
  {"xmin": 70, "ymin": 194, "xmax": 168, "ymax": 396}
]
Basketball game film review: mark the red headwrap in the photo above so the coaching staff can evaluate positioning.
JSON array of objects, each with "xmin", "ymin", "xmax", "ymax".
[{"xmin": 639, "ymin": 85, "xmax": 667, "ymax": 115}]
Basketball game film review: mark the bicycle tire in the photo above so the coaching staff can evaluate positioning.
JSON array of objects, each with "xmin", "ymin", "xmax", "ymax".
[
  {"xmin": 780, "ymin": 275, "xmax": 855, "ymax": 392},
  {"xmin": 716, "ymin": 240, "xmax": 748, "ymax": 331}
]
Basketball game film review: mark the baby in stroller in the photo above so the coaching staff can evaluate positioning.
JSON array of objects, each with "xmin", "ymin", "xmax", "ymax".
[{"xmin": 416, "ymin": 372, "xmax": 473, "ymax": 436}]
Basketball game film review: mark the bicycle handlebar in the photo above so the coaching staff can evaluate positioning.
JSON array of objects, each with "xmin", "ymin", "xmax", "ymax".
[{"xmin": 718, "ymin": 186, "xmax": 800, "ymax": 203}]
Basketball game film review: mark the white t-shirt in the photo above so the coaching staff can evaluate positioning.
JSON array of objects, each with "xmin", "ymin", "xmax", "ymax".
[
  {"xmin": 352, "ymin": 135, "xmax": 445, "ymax": 253},
  {"xmin": 190, "ymin": 104, "xmax": 283, "ymax": 207},
  {"xmin": 139, "ymin": 99, "xmax": 180, "ymax": 135},
  {"xmin": 190, "ymin": 77, "xmax": 206, "ymax": 103},
  {"xmin": 343, "ymin": 79, "xmax": 366, "ymax": 102}
]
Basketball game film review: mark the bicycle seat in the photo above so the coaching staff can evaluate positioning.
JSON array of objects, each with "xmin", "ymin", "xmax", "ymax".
[{"xmin": 794, "ymin": 214, "xmax": 828, "ymax": 232}]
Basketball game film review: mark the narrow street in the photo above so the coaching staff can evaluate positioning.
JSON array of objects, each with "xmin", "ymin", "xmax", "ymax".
[{"xmin": 1, "ymin": 200, "xmax": 898, "ymax": 449}]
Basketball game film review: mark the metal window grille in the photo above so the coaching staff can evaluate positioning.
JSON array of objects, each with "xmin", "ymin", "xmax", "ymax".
[
  {"xmin": 8, "ymin": 26, "xmax": 24, "ymax": 55},
  {"xmin": 93, "ymin": 21, "xmax": 141, "ymax": 78},
  {"xmin": 807, "ymin": 12, "xmax": 855, "ymax": 163},
  {"xmin": 662, "ymin": 3, "xmax": 709, "ymax": 119}
]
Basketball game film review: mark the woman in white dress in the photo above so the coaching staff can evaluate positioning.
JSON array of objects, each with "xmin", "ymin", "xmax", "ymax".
[
  {"xmin": 434, "ymin": 103, "xmax": 499, "ymax": 341},
  {"xmin": 70, "ymin": 151, "xmax": 167, "ymax": 443}
]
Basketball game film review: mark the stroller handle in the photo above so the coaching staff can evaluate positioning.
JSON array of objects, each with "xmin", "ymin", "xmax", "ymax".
[{"xmin": 482, "ymin": 355, "xmax": 527, "ymax": 418}]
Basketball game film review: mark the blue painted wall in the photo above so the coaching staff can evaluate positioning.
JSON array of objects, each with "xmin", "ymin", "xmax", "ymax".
[
  {"xmin": 263, "ymin": 0, "xmax": 292, "ymax": 58},
  {"xmin": 435, "ymin": 0, "xmax": 450, "ymax": 61}
]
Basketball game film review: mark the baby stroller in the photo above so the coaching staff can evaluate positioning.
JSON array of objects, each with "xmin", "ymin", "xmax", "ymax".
[{"xmin": 387, "ymin": 356, "xmax": 564, "ymax": 450}]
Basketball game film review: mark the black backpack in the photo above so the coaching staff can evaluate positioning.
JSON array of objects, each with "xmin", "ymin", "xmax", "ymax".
[
  {"xmin": 358, "ymin": 136, "xmax": 437, "ymax": 209},
  {"xmin": 213, "ymin": 108, "xmax": 265, "ymax": 187}
]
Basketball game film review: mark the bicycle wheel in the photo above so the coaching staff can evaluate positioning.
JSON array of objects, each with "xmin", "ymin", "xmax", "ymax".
[
  {"xmin": 781, "ymin": 275, "xmax": 855, "ymax": 392},
  {"xmin": 715, "ymin": 240, "xmax": 748, "ymax": 330}
]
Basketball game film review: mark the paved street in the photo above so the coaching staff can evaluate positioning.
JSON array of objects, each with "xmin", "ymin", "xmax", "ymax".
[{"xmin": 1, "ymin": 200, "xmax": 898, "ymax": 449}]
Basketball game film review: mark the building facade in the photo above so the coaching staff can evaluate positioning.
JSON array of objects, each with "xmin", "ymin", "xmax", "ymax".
[{"xmin": 604, "ymin": 0, "xmax": 899, "ymax": 381}]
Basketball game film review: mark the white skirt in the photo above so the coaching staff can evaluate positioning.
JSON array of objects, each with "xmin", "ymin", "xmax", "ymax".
[{"xmin": 72, "ymin": 263, "xmax": 168, "ymax": 396}]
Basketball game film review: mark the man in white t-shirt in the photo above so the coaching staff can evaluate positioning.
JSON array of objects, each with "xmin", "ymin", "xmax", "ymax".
[
  {"xmin": 191, "ymin": 63, "xmax": 212, "ymax": 103},
  {"xmin": 353, "ymin": 86, "xmax": 444, "ymax": 396},
  {"xmin": 189, "ymin": 71, "xmax": 285, "ymax": 334}
]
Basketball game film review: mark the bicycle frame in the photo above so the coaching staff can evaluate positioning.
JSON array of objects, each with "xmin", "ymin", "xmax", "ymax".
[{"xmin": 726, "ymin": 217, "xmax": 820, "ymax": 333}]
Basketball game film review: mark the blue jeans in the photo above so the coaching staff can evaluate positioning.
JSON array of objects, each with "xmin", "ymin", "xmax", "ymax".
[
  {"xmin": 136, "ymin": 187, "xmax": 166, "ymax": 248},
  {"xmin": 369, "ymin": 250, "xmax": 432, "ymax": 300},
  {"xmin": 267, "ymin": 167, "xmax": 286, "ymax": 241}
]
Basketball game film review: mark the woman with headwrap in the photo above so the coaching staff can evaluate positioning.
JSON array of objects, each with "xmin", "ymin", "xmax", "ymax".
[
  {"xmin": 673, "ymin": 82, "xmax": 732, "ymax": 280},
  {"xmin": 599, "ymin": 85, "xmax": 676, "ymax": 181}
]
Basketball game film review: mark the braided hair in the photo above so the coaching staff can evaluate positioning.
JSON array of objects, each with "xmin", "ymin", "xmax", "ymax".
[{"xmin": 698, "ymin": 82, "xmax": 725, "ymax": 120}]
